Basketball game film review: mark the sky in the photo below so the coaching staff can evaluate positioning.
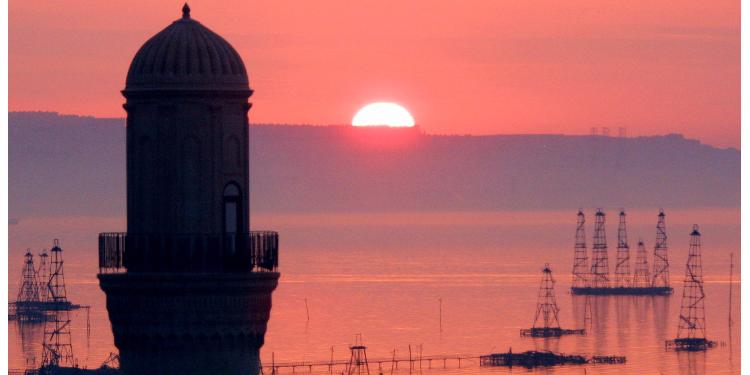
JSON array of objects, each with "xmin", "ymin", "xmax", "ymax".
[{"xmin": 9, "ymin": 0, "xmax": 740, "ymax": 148}]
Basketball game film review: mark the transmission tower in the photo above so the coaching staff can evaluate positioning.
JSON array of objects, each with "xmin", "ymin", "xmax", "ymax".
[
  {"xmin": 571, "ymin": 210, "xmax": 589, "ymax": 288},
  {"xmin": 652, "ymin": 210, "xmax": 670, "ymax": 288},
  {"xmin": 17, "ymin": 249, "xmax": 41, "ymax": 304},
  {"xmin": 37, "ymin": 248, "xmax": 50, "ymax": 303},
  {"xmin": 632, "ymin": 239, "xmax": 650, "ymax": 287},
  {"xmin": 346, "ymin": 334, "xmax": 370, "ymax": 375},
  {"xmin": 48, "ymin": 240, "xmax": 69, "ymax": 306},
  {"xmin": 589, "ymin": 209, "xmax": 609, "ymax": 288},
  {"xmin": 614, "ymin": 210, "xmax": 631, "ymax": 287},
  {"xmin": 41, "ymin": 310, "xmax": 75, "ymax": 367},
  {"xmin": 667, "ymin": 225, "xmax": 715, "ymax": 351}
]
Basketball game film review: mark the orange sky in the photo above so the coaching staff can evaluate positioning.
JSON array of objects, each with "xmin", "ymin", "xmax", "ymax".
[{"xmin": 9, "ymin": 0, "xmax": 740, "ymax": 148}]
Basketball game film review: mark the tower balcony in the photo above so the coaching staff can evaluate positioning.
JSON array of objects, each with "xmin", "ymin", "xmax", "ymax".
[{"xmin": 98, "ymin": 232, "xmax": 278, "ymax": 274}]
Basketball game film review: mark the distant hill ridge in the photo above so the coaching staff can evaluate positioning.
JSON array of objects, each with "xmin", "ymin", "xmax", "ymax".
[{"xmin": 9, "ymin": 111, "xmax": 739, "ymax": 218}]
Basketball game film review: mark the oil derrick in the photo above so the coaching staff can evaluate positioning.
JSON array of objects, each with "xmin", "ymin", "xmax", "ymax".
[
  {"xmin": 589, "ymin": 209, "xmax": 610, "ymax": 288},
  {"xmin": 614, "ymin": 210, "xmax": 631, "ymax": 287},
  {"xmin": 652, "ymin": 210, "xmax": 670, "ymax": 288},
  {"xmin": 17, "ymin": 249, "xmax": 41, "ymax": 304},
  {"xmin": 41, "ymin": 310, "xmax": 75, "ymax": 367},
  {"xmin": 571, "ymin": 210, "xmax": 589, "ymax": 288},
  {"xmin": 48, "ymin": 240, "xmax": 69, "ymax": 307},
  {"xmin": 666, "ymin": 225, "xmax": 715, "ymax": 351},
  {"xmin": 346, "ymin": 334, "xmax": 370, "ymax": 375},
  {"xmin": 632, "ymin": 239, "xmax": 650, "ymax": 286},
  {"xmin": 521, "ymin": 264, "xmax": 584, "ymax": 337},
  {"xmin": 37, "ymin": 249, "xmax": 49, "ymax": 303}
]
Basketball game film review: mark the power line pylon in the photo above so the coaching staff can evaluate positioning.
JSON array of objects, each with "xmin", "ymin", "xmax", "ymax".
[
  {"xmin": 652, "ymin": 210, "xmax": 670, "ymax": 288},
  {"xmin": 37, "ymin": 248, "xmax": 50, "ymax": 303},
  {"xmin": 522, "ymin": 264, "xmax": 584, "ymax": 337},
  {"xmin": 48, "ymin": 240, "xmax": 69, "ymax": 307},
  {"xmin": 666, "ymin": 225, "xmax": 715, "ymax": 351},
  {"xmin": 632, "ymin": 239, "xmax": 650, "ymax": 287},
  {"xmin": 615, "ymin": 210, "xmax": 631, "ymax": 287},
  {"xmin": 346, "ymin": 334, "xmax": 370, "ymax": 375},
  {"xmin": 571, "ymin": 210, "xmax": 589, "ymax": 288},
  {"xmin": 589, "ymin": 209, "xmax": 610, "ymax": 288}
]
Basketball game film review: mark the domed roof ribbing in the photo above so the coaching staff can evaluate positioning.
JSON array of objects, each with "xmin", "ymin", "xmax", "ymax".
[{"xmin": 125, "ymin": 4, "xmax": 249, "ymax": 92}]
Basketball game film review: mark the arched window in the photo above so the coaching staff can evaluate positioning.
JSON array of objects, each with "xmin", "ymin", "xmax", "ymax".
[{"xmin": 223, "ymin": 183, "xmax": 242, "ymax": 234}]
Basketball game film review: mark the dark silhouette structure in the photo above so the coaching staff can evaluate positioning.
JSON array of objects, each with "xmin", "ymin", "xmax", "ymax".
[
  {"xmin": 571, "ymin": 210, "xmax": 672, "ymax": 295},
  {"xmin": 97, "ymin": 5, "xmax": 280, "ymax": 374},
  {"xmin": 666, "ymin": 225, "xmax": 715, "ymax": 351},
  {"xmin": 521, "ymin": 264, "xmax": 584, "ymax": 337},
  {"xmin": 614, "ymin": 210, "xmax": 630, "ymax": 287},
  {"xmin": 571, "ymin": 211, "xmax": 588, "ymax": 288},
  {"xmin": 589, "ymin": 210, "xmax": 610, "ymax": 288},
  {"xmin": 632, "ymin": 239, "xmax": 650, "ymax": 287}
]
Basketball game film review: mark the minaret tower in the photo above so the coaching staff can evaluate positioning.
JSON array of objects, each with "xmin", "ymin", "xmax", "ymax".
[
  {"xmin": 98, "ymin": 5, "xmax": 280, "ymax": 374},
  {"xmin": 614, "ymin": 210, "xmax": 630, "ymax": 287},
  {"xmin": 589, "ymin": 209, "xmax": 610, "ymax": 288},
  {"xmin": 571, "ymin": 210, "xmax": 589, "ymax": 288}
]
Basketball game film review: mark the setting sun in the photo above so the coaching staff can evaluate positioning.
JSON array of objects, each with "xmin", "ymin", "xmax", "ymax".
[{"xmin": 352, "ymin": 102, "xmax": 415, "ymax": 127}]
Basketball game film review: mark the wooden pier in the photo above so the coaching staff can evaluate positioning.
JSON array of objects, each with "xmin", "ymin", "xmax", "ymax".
[{"xmin": 262, "ymin": 354, "xmax": 478, "ymax": 373}]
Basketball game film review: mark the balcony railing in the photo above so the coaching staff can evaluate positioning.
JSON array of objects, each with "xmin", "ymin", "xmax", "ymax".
[{"xmin": 98, "ymin": 232, "xmax": 279, "ymax": 274}]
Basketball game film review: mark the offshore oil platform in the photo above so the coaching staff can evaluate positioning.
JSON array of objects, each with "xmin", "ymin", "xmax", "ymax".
[
  {"xmin": 570, "ymin": 209, "xmax": 673, "ymax": 295},
  {"xmin": 521, "ymin": 264, "xmax": 585, "ymax": 337},
  {"xmin": 665, "ymin": 225, "xmax": 716, "ymax": 351},
  {"xmin": 9, "ymin": 240, "xmax": 82, "ymax": 322}
]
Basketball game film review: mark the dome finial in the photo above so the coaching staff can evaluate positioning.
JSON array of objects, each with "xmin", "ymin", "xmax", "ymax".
[{"xmin": 182, "ymin": 3, "xmax": 191, "ymax": 19}]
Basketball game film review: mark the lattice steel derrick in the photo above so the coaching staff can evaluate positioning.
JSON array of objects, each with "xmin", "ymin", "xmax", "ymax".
[
  {"xmin": 42, "ymin": 310, "xmax": 74, "ymax": 367},
  {"xmin": 632, "ymin": 239, "xmax": 650, "ymax": 286},
  {"xmin": 346, "ymin": 334, "xmax": 370, "ymax": 375},
  {"xmin": 48, "ymin": 240, "xmax": 68, "ymax": 304},
  {"xmin": 571, "ymin": 210, "xmax": 589, "ymax": 288},
  {"xmin": 17, "ymin": 249, "xmax": 41, "ymax": 304},
  {"xmin": 615, "ymin": 210, "xmax": 631, "ymax": 287},
  {"xmin": 652, "ymin": 210, "xmax": 670, "ymax": 288},
  {"xmin": 677, "ymin": 225, "xmax": 707, "ymax": 340},
  {"xmin": 533, "ymin": 264, "xmax": 561, "ymax": 329},
  {"xmin": 589, "ymin": 209, "xmax": 610, "ymax": 288},
  {"xmin": 37, "ymin": 248, "xmax": 49, "ymax": 303}
]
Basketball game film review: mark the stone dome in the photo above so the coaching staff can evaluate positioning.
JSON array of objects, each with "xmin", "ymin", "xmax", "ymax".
[{"xmin": 125, "ymin": 4, "xmax": 250, "ymax": 92}]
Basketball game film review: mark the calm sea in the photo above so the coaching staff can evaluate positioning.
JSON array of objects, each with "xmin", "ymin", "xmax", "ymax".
[{"xmin": 8, "ymin": 208, "xmax": 741, "ymax": 374}]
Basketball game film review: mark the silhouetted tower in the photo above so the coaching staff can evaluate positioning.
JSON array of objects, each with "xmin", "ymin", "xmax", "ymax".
[
  {"xmin": 41, "ymin": 311, "xmax": 74, "ymax": 367},
  {"xmin": 37, "ymin": 249, "xmax": 49, "ymax": 302},
  {"xmin": 97, "ymin": 5, "xmax": 280, "ymax": 375},
  {"xmin": 652, "ymin": 210, "xmax": 670, "ymax": 288},
  {"xmin": 571, "ymin": 210, "xmax": 589, "ymax": 288},
  {"xmin": 589, "ymin": 209, "xmax": 609, "ymax": 288},
  {"xmin": 48, "ymin": 240, "xmax": 68, "ymax": 305},
  {"xmin": 614, "ymin": 210, "xmax": 631, "ymax": 287},
  {"xmin": 632, "ymin": 239, "xmax": 650, "ymax": 287},
  {"xmin": 533, "ymin": 264, "xmax": 561, "ymax": 330},
  {"xmin": 346, "ymin": 335, "xmax": 370, "ymax": 375},
  {"xmin": 17, "ymin": 250, "xmax": 40, "ymax": 304},
  {"xmin": 668, "ymin": 225, "xmax": 715, "ymax": 350}
]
